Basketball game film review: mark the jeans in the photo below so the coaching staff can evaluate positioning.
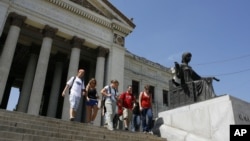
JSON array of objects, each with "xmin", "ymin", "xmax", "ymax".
[
  {"xmin": 141, "ymin": 108, "xmax": 153, "ymax": 132},
  {"xmin": 131, "ymin": 114, "xmax": 141, "ymax": 132}
]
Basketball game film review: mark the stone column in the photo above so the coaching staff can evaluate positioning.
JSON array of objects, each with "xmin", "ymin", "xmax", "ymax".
[
  {"xmin": 0, "ymin": 1, "xmax": 9, "ymax": 37},
  {"xmin": 27, "ymin": 25, "xmax": 58, "ymax": 115},
  {"xmin": 61, "ymin": 36, "xmax": 84, "ymax": 120},
  {"xmin": 0, "ymin": 12, "xmax": 26, "ymax": 105},
  {"xmin": 47, "ymin": 54, "xmax": 64, "ymax": 117},
  {"xmin": 94, "ymin": 46, "xmax": 109, "ymax": 126},
  {"xmin": 0, "ymin": 77, "xmax": 15, "ymax": 109},
  {"xmin": 17, "ymin": 52, "xmax": 38, "ymax": 112}
]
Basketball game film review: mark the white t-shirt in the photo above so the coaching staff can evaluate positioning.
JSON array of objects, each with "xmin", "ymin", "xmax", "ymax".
[
  {"xmin": 104, "ymin": 85, "xmax": 118, "ymax": 102},
  {"xmin": 67, "ymin": 76, "xmax": 85, "ymax": 97}
]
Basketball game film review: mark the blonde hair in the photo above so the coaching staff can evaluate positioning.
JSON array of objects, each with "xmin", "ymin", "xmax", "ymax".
[{"xmin": 86, "ymin": 78, "xmax": 96, "ymax": 91}]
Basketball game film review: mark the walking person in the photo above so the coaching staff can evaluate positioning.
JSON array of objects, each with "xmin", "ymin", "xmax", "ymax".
[
  {"xmin": 62, "ymin": 69, "xmax": 85, "ymax": 121},
  {"xmin": 113, "ymin": 96, "xmax": 123, "ymax": 129},
  {"xmin": 131, "ymin": 97, "xmax": 141, "ymax": 132},
  {"xmin": 119, "ymin": 85, "xmax": 135, "ymax": 131},
  {"xmin": 139, "ymin": 85, "xmax": 153, "ymax": 134},
  {"xmin": 100, "ymin": 80, "xmax": 119, "ymax": 131},
  {"xmin": 85, "ymin": 78, "xmax": 99, "ymax": 124}
]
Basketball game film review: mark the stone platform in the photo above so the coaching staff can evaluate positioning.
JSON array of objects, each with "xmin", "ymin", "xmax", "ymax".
[{"xmin": 156, "ymin": 94, "xmax": 250, "ymax": 141}]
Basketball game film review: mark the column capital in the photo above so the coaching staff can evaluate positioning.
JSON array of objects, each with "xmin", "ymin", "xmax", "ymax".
[
  {"xmin": 71, "ymin": 36, "xmax": 85, "ymax": 49},
  {"xmin": 9, "ymin": 12, "xmax": 27, "ymax": 27},
  {"xmin": 97, "ymin": 46, "xmax": 109, "ymax": 57},
  {"xmin": 42, "ymin": 25, "xmax": 58, "ymax": 38}
]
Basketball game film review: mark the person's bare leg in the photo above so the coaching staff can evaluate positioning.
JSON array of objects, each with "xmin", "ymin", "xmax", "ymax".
[
  {"xmin": 86, "ymin": 106, "xmax": 92, "ymax": 123},
  {"xmin": 124, "ymin": 118, "xmax": 128, "ymax": 130},
  {"xmin": 70, "ymin": 108, "xmax": 76, "ymax": 121},
  {"xmin": 91, "ymin": 106, "xmax": 98, "ymax": 121}
]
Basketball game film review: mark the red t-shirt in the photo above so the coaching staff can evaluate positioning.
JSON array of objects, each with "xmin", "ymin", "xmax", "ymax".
[
  {"xmin": 141, "ymin": 92, "xmax": 151, "ymax": 108},
  {"xmin": 119, "ymin": 92, "xmax": 134, "ymax": 109}
]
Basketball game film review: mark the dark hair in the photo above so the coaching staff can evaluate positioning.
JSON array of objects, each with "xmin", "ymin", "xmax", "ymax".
[
  {"xmin": 144, "ymin": 85, "xmax": 150, "ymax": 90},
  {"xmin": 111, "ymin": 79, "xmax": 119, "ymax": 84}
]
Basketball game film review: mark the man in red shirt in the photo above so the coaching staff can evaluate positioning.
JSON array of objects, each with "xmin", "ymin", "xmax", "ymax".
[{"xmin": 119, "ymin": 85, "xmax": 135, "ymax": 130}]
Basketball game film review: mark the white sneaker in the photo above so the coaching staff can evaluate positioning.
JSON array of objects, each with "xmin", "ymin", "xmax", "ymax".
[
  {"xmin": 107, "ymin": 126, "xmax": 114, "ymax": 131},
  {"xmin": 148, "ymin": 131, "xmax": 153, "ymax": 135}
]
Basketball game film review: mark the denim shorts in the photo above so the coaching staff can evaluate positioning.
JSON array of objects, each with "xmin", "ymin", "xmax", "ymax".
[{"xmin": 86, "ymin": 99, "xmax": 98, "ymax": 106}]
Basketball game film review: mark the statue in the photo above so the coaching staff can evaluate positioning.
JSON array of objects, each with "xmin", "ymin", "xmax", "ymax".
[
  {"xmin": 169, "ymin": 52, "xmax": 219, "ymax": 109},
  {"xmin": 175, "ymin": 52, "xmax": 201, "ymax": 85}
]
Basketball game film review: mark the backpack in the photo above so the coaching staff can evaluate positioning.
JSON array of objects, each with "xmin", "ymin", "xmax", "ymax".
[
  {"xmin": 69, "ymin": 76, "xmax": 76, "ymax": 95},
  {"xmin": 101, "ymin": 86, "xmax": 117, "ymax": 107}
]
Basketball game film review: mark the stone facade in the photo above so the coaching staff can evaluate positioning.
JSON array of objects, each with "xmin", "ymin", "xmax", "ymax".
[
  {"xmin": 124, "ymin": 50, "xmax": 172, "ymax": 116},
  {"xmin": 0, "ymin": 0, "xmax": 171, "ymax": 124}
]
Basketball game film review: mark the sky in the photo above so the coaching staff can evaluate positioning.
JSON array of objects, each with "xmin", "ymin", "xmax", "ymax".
[
  {"xmin": 6, "ymin": 0, "xmax": 250, "ymax": 110},
  {"xmin": 109, "ymin": 0, "xmax": 250, "ymax": 102}
]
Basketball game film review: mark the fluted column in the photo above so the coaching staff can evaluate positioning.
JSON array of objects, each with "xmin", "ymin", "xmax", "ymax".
[
  {"xmin": 47, "ymin": 54, "xmax": 64, "ymax": 117},
  {"xmin": 0, "ymin": 12, "xmax": 26, "ymax": 105},
  {"xmin": 61, "ymin": 36, "xmax": 84, "ymax": 120},
  {"xmin": 94, "ymin": 46, "xmax": 109, "ymax": 126},
  {"xmin": 17, "ymin": 52, "xmax": 38, "ymax": 112},
  {"xmin": 27, "ymin": 25, "xmax": 58, "ymax": 115}
]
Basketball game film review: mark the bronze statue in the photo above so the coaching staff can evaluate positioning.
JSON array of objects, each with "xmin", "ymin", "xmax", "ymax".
[
  {"xmin": 169, "ymin": 52, "xmax": 219, "ymax": 109},
  {"xmin": 174, "ymin": 52, "xmax": 201, "ymax": 85}
]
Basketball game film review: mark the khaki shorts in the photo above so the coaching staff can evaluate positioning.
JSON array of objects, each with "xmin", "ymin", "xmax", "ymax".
[{"xmin": 123, "ymin": 108, "xmax": 132, "ymax": 120}]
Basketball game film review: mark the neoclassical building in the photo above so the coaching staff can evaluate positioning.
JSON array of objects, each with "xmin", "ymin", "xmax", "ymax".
[{"xmin": 0, "ymin": 0, "xmax": 171, "ymax": 123}]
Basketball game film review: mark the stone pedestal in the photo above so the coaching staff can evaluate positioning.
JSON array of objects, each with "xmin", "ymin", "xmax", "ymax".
[{"xmin": 157, "ymin": 95, "xmax": 250, "ymax": 141}]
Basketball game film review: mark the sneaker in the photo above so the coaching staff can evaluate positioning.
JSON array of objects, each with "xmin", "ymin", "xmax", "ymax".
[
  {"xmin": 124, "ymin": 127, "xmax": 128, "ymax": 131},
  {"xmin": 148, "ymin": 131, "xmax": 153, "ymax": 135},
  {"xmin": 70, "ymin": 117, "xmax": 75, "ymax": 121},
  {"xmin": 107, "ymin": 126, "xmax": 114, "ymax": 131}
]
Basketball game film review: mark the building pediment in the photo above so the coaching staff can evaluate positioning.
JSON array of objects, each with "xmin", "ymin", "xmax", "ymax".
[{"xmin": 47, "ymin": 0, "xmax": 135, "ymax": 35}]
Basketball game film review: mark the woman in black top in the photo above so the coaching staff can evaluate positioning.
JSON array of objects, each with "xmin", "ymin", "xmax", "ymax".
[{"xmin": 85, "ymin": 78, "xmax": 99, "ymax": 124}]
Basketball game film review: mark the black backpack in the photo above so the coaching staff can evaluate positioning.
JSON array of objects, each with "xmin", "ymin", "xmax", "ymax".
[{"xmin": 69, "ymin": 76, "xmax": 76, "ymax": 95}]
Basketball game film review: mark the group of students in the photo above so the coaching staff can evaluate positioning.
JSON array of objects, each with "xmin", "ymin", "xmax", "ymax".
[{"xmin": 62, "ymin": 69, "xmax": 154, "ymax": 133}]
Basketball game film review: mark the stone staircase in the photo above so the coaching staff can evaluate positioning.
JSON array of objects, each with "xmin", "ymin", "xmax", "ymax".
[{"xmin": 0, "ymin": 109, "xmax": 166, "ymax": 141}]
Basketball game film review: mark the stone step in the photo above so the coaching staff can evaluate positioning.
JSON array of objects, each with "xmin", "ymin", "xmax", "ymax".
[
  {"xmin": 0, "ymin": 109, "xmax": 166, "ymax": 141},
  {"xmin": 0, "ymin": 131, "xmax": 98, "ymax": 141},
  {"xmin": 0, "ymin": 110, "xmax": 115, "ymax": 133},
  {"xmin": 0, "ymin": 124, "xmax": 151, "ymax": 141},
  {"xmin": 0, "ymin": 115, "xmax": 160, "ymax": 141}
]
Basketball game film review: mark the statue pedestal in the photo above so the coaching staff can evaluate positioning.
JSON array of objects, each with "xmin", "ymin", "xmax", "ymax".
[{"xmin": 157, "ymin": 95, "xmax": 250, "ymax": 141}]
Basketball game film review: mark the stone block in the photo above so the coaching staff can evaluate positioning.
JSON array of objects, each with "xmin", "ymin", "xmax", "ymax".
[{"xmin": 158, "ymin": 95, "xmax": 250, "ymax": 141}]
